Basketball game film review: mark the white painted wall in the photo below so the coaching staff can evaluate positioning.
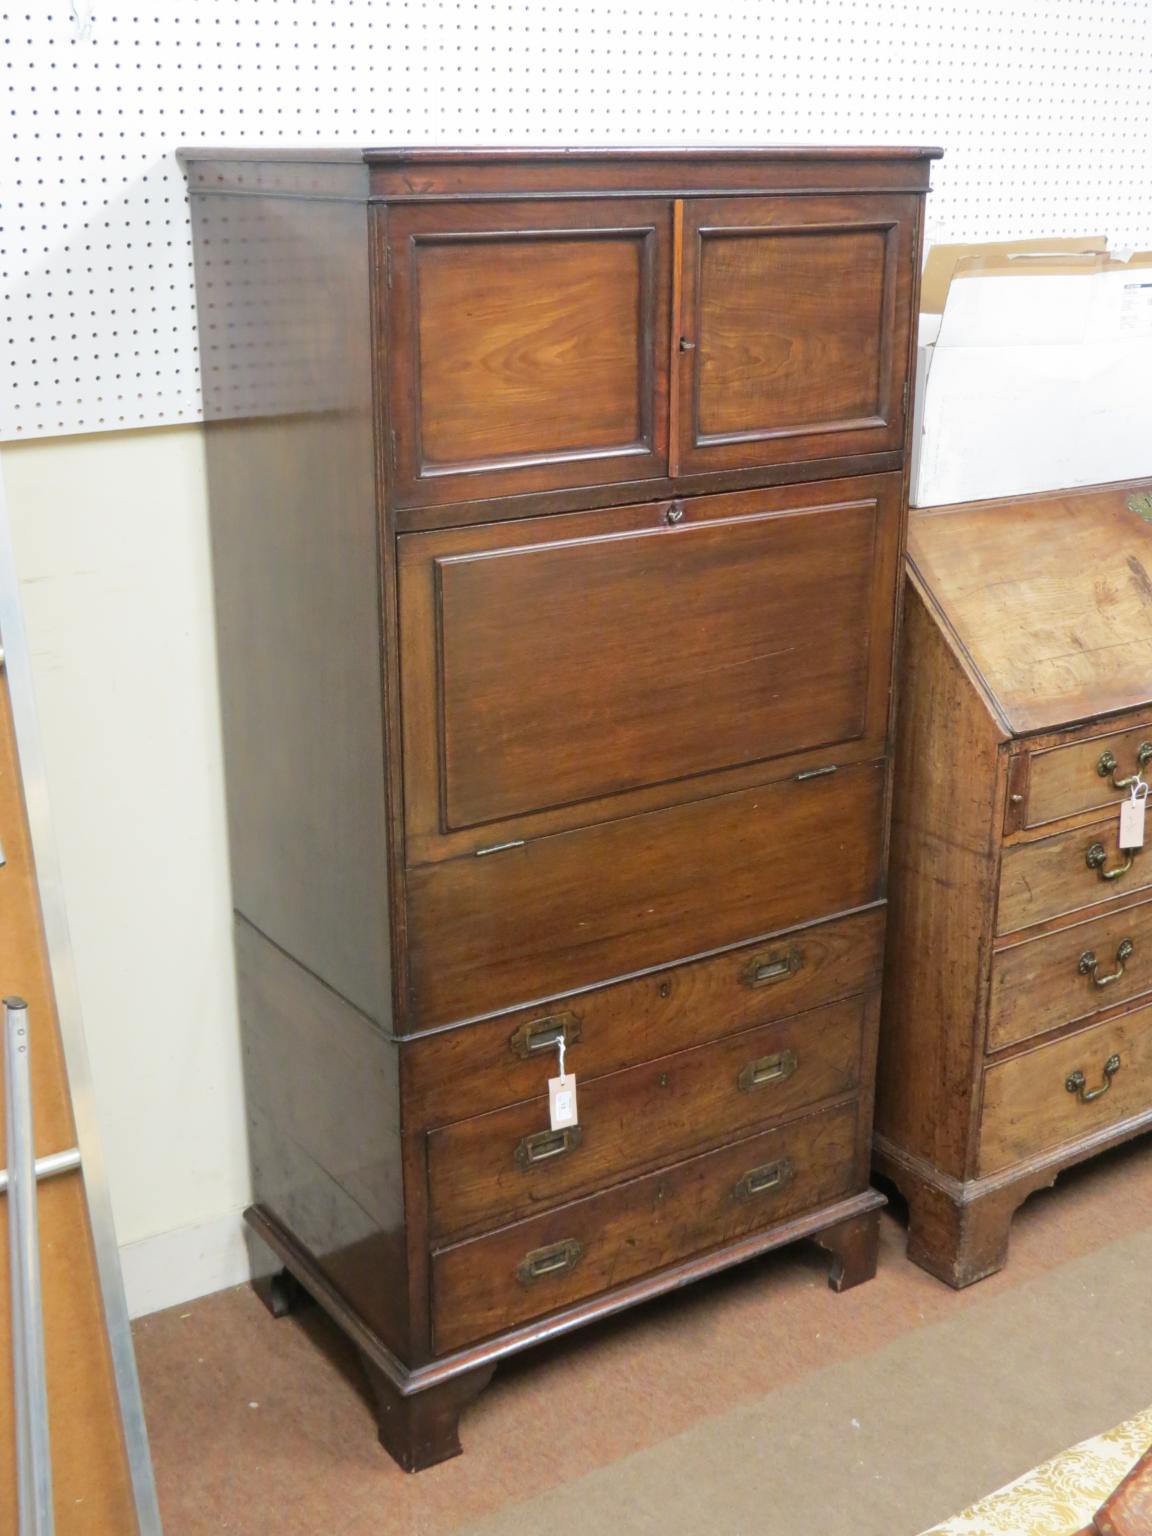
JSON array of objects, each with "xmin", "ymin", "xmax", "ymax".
[{"xmin": 0, "ymin": 426, "xmax": 250, "ymax": 1315}]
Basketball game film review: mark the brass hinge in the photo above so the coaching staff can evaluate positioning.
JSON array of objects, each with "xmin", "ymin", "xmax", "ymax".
[
  {"xmin": 902, "ymin": 379, "xmax": 910, "ymax": 421},
  {"xmin": 389, "ymin": 428, "xmax": 398, "ymax": 468},
  {"xmin": 384, "ymin": 244, "xmax": 393, "ymax": 290}
]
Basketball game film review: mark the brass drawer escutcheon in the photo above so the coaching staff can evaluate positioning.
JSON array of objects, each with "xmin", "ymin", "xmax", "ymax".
[
  {"xmin": 1078, "ymin": 938, "xmax": 1134, "ymax": 987},
  {"xmin": 734, "ymin": 1157, "xmax": 794, "ymax": 1203},
  {"xmin": 1066, "ymin": 1052, "xmax": 1121, "ymax": 1103},
  {"xmin": 515, "ymin": 1238, "xmax": 583, "ymax": 1286},
  {"xmin": 508, "ymin": 1011, "xmax": 582, "ymax": 1060},
  {"xmin": 1097, "ymin": 741, "xmax": 1152, "ymax": 790},
  {"xmin": 1086, "ymin": 841, "xmax": 1137, "ymax": 882},
  {"xmin": 737, "ymin": 1048, "xmax": 799, "ymax": 1092},
  {"xmin": 513, "ymin": 1125, "xmax": 583, "ymax": 1170},
  {"xmin": 741, "ymin": 946, "xmax": 802, "ymax": 990}
]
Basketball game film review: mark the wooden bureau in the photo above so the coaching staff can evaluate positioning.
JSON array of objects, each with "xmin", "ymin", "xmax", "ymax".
[
  {"xmin": 180, "ymin": 144, "xmax": 939, "ymax": 1469},
  {"xmin": 877, "ymin": 480, "xmax": 1152, "ymax": 1287}
]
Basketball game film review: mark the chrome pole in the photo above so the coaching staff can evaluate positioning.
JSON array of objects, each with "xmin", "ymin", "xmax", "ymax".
[{"xmin": 5, "ymin": 996, "xmax": 55, "ymax": 1536}]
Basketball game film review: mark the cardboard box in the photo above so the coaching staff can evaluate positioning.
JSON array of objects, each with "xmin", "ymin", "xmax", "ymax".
[{"xmin": 911, "ymin": 242, "xmax": 1152, "ymax": 507}]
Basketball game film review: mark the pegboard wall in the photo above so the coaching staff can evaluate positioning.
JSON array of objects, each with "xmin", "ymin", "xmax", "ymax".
[{"xmin": 5, "ymin": 0, "xmax": 1152, "ymax": 441}]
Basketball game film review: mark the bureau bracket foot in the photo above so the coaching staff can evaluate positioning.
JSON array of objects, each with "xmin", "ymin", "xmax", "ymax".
[
  {"xmin": 811, "ymin": 1205, "xmax": 881, "ymax": 1292},
  {"xmin": 359, "ymin": 1354, "xmax": 497, "ymax": 1473},
  {"xmin": 874, "ymin": 1139, "xmax": 1057, "ymax": 1289},
  {"xmin": 252, "ymin": 1266, "xmax": 313, "ymax": 1320}
]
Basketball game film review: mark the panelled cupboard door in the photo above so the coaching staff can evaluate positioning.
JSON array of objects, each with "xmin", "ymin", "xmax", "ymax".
[
  {"xmin": 398, "ymin": 472, "xmax": 902, "ymax": 863},
  {"xmin": 675, "ymin": 194, "xmax": 918, "ymax": 475},
  {"xmin": 384, "ymin": 198, "xmax": 673, "ymax": 508}
]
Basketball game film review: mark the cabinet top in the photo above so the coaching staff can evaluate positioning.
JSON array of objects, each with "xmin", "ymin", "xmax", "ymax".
[
  {"xmin": 909, "ymin": 480, "xmax": 1152, "ymax": 735},
  {"xmin": 178, "ymin": 144, "xmax": 941, "ymax": 199}
]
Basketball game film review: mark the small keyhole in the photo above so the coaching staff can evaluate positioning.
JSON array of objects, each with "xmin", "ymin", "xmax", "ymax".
[
  {"xmin": 666, "ymin": 502, "xmax": 684, "ymax": 526},
  {"xmin": 658, "ymin": 980, "xmax": 671, "ymax": 999},
  {"xmin": 657, "ymin": 1072, "xmax": 670, "ymax": 1088}
]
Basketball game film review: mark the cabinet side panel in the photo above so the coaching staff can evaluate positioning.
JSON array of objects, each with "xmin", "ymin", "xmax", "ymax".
[
  {"xmin": 236, "ymin": 918, "xmax": 408, "ymax": 1356},
  {"xmin": 875, "ymin": 579, "xmax": 1002, "ymax": 1178},
  {"xmin": 189, "ymin": 188, "xmax": 391, "ymax": 1025}
]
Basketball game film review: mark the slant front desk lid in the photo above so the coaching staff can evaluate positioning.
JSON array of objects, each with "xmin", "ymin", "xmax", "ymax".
[{"xmin": 907, "ymin": 479, "xmax": 1152, "ymax": 735}]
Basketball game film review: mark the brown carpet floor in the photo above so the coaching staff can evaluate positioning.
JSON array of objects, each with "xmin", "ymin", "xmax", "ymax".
[{"xmin": 134, "ymin": 1137, "xmax": 1152, "ymax": 1536}]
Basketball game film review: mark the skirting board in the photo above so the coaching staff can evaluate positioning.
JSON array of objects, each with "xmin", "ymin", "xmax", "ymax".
[{"xmin": 119, "ymin": 1207, "xmax": 252, "ymax": 1319}]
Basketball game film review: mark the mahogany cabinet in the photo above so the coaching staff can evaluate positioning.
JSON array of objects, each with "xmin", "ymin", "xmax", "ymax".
[
  {"xmin": 180, "ymin": 145, "xmax": 939, "ymax": 1470},
  {"xmin": 877, "ymin": 480, "xmax": 1152, "ymax": 1287}
]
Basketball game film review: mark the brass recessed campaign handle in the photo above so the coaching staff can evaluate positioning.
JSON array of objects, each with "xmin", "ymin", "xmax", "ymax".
[
  {"xmin": 1097, "ymin": 742, "xmax": 1152, "ymax": 789},
  {"xmin": 734, "ymin": 1157, "xmax": 793, "ymax": 1203},
  {"xmin": 741, "ymin": 946, "xmax": 802, "ymax": 990},
  {"xmin": 513, "ymin": 1125, "xmax": 583, "ymax": 1170},
  {"xmin": 509, "ymin": 1011, "xmax": 582, "ymax": 1060},
  {"xmin": 1078, "ymin": 938, "xmax": 1134, "ymax": 987},
  {"xmin": 1086, "ymin": 841, "xmax": 1136, "ymax": 882},
  {"xmin": 1066, "ymin": 1053, "xmax": 1121, "ymax": 1103},
  {"xmin": 737, "ymin": 1049, "xmax": 798, "ymax": 1092},
  {"xmin": 516, "ymin": 1238, "xmax": 583, "ymax": 1286}
]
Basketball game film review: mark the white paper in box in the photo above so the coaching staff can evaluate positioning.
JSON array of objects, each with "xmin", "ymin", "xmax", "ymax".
[{"xmin": 912, "ymin": 258, "xmax": 1152, "ymax": 507}]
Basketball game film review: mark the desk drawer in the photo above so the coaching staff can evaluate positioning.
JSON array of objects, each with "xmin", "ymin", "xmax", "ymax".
[
  {"xmin": 980, "ymin": 1002, "xmax": 1152, "ymax": 1175},
  {"xmin": 988, "ymin": 900, "xmax": 1152, "ymax": 1053},
  {"xmin": 403, "ymin": 906, "xmax": 884, "ymax": 1127},
  {"xmin": 1022, "ymin": 723, "xmax": 1152, "ymax": 830},
  {"xmin": 431, "ymin": 1100, "xmax": 858, "ymax": 1353},
  {"xmin": 405, "ymin": 758, "xmax": 886, "ymax": 1028},
  {"xmin": 997, "ymin": 816, "xmax": 1152, "ymax": 936},
  {"xmin": 426, "ymin": 994, "xmax": 866, "ymax": 1239}
]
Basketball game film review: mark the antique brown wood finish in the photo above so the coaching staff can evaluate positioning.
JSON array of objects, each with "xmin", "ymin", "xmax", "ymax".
[
  {"xmin": 181, "ymin": 144, "xmax": 938, "ymax": 1470},
  {"xmin": 878, "ymin": 480, "xmax": 1152, "ymax": 1287},
  {"xmin": 402, "ymin": 906, "xmax": 885, "ymax": 1127},
  {"xmin": 432, "ymin": 1102, "xmax": 860, "ymax": 1353},
  {"xmin": 426, "ymin": 996, "xmax": 866, "ymax": 1239},
  {"xmin": 678, "ymin": 194, "xmax": 917, "ymax": 475}
]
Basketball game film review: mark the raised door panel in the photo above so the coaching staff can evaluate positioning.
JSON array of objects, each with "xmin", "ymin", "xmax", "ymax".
[
  {"xmin": 385, "ymin": 199, "xmax": 672, "ymax": 508},
  {"xmin": 676, "ymin": 195, "xmax": 917, "ymax": 475},
  {"xmin": 398, "ymin": 474, "xmax": 902, "ymax": 862}
]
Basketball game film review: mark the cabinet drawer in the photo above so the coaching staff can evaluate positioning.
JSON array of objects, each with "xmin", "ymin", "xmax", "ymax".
[
  {"xmin": 426, "ymin": 993, "xmax": 866, "ymax": 1238},
  {"xmin": 1021, "ymin": 722, "xmax": 1152, "ymax": 829},
  {"xmin": 431, "ymin": 1101, "xmax": 858, "ymax": 1353},
  {"xmin": 997, "ymin": 815, "xmax": 1152, "ymax": 936},
  {"xmin": 405, "ymin": 758, "xmax": 886, "ymax": 1028},
  {"xmin": 398, "ymin": 476, "xmax": 902, "ymax": 862},
  {"xmin": 980, "ymin": 1002, "xmax": 1152, "ymax": 1175},
  {"xmin": 403, "ymin": 906, "xmax": 883, "ymax": 1126},
  {"xmin": 988, "ymin": 900, "xmax": 1152, "ymax": 1053}
]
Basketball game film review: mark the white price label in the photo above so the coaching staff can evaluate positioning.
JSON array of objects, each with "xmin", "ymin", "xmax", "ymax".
[
  {"xmin": 1120, "ymin": 794, "xmax": 1146, "ymax": 850},
  {"xmin": 548, "ymin": 1073, "xmax": 579, "ymax": 1131}
]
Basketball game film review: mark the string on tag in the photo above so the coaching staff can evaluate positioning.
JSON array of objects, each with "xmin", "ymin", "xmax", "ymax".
[{"xmin": 557, "ymin": 1032, "xmax": 566, "ymax": 1081}]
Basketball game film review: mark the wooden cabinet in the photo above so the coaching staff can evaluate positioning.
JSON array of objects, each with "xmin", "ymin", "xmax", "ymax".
[
  {"xmin": 181, "ymin": 144, "xmax": 938, "ymax": 1471},
  {"xmin": 877, "ymin": 480, "xmax": 1152, "ymax": 1287}
]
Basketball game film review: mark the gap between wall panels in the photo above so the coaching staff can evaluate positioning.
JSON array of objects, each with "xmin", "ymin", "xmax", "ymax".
[{"xmin": 4, "ymin": 0, "xmax": 1152, "ymax": 441}]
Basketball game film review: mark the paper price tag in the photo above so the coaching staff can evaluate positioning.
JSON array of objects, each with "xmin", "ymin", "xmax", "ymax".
[
  {"xmin": 548, "ymin": 1073, "xmax": 578, "ymax": 1131},
  {"xmin": 1120, "ymin": 793, "xmax": 1147, "ymax": 850}
]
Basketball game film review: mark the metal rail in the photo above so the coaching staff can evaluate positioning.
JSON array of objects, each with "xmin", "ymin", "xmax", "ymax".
[{"xmin": 6, "ymin": 998, "xmax": 56, "ymax": 1536}]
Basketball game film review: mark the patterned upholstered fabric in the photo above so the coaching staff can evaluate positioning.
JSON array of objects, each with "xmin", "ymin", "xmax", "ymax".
[{"xmin": 919, "ymin": 1408, "xmax": 1152, "ymax": 1536}]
